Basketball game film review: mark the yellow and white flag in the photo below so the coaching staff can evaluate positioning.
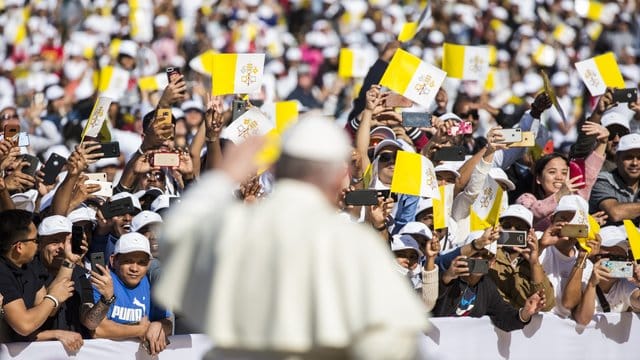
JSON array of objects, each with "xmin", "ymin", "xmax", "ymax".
[
  {"xmin": 442, "ymin": 43, "xmax": 490, "ymax": 81},
  {"xmin": 553, "ymin": 23, "xmax": 576, "ymax": 46},
  {"xmin": 532, "ymin": 44, "xmax": 556, "ymax": 67},
  {"xmin": 469, "ymin": 177, "xmax": 506, "ymax": 231},
  {"xmin": 380, "ymin": 49, "xmax": 446, "ymax": 108},
  {"xmin": 211, "ymin": 53, "xmax": 265, "ymax": 96},
  {"xmin": 398, "ymin": 22, "xmax": 418, "ymax": 42},
  {"xmin": 220, "ymin": 107, "xmax": 273, "ymax": 144},
  {"xmin": 390, "ymin": 151, "xmax": 440, "ymax": 199},
  {"xmin": 137, "ymin": 73, "xmax": 169, "ymax": 92},
  {"xmin": 189, "ymin": 49, "xmax": 217, "ymax": 76},
  {"xmin": 575, "ymin": 0, "xmax": 617, "ymax": 25},
  {"xmin": 98, "ymin": 65, "xmax": 130, "ymax": 100},
  {"xmin": 81, "ymin": 97, "xmax": 112, "ymax": 142},
  {"xmin": 623, "ymin": 220, "xmax": 640, "ymax": 261},
  {"xmin": 575, "ymin": 52, "xmax": 625, "ymax": 96},
  {"xmin": 338, "ymin": 48, "xmax": 371, "ymax": 78},
  {"xmin": 433, "ymin": 184, "xmax": 454, "ymax": 230},
  {"xmin": 262, "ymin": 101, "xmax": 299, "ymax": 134}
]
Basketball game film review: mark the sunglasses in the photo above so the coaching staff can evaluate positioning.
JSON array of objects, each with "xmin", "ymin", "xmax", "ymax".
[
  {"xmin": 1, "ymin": 114, "xmax": 19, "ymax": 121},
  {"xmin": 145, "ymin": 172, "xmax": 165, "ymax": 181},
  {"xmin": 458, "ymin": 109, "xmax": 479, "ymax": 120},
  {"xmin": 609, "ymin": 129, "xmax": 629, "ymax": 140},
  {"xmin": 500, "ymin": 220, "xmax": 530, "ymax": 232},
  {"xmin": 378, "ymin": 152, "xmax": 397, "ymax": 163}
]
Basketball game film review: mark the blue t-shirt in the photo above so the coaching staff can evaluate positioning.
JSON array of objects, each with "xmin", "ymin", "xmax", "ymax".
[{"xmin": 93, "ymin": 270, "xmax": 170, "ymax": 324}]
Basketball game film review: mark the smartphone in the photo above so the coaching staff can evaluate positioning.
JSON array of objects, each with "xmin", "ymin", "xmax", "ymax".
[
  {"xmin": 497, "ymin": 230, "xmax": 528, "ymax": 247},
  {"xmin": 168, "ymin": 196, "xmax": 181, "ymax": 206},
  {"xmin": 402, "ymin": 112, "xmax": 432, "ymax": 128},
  {"xmin": 3, "ymin": 124, "xmax": 19, "ymax": 140},
  {"xmin": 21, "ymin": 154, "xmax": 40, "ymax": 177},
  {"xmin": 433, "ymin": 146, "xmax": 466, "ymax": 162},
  {"xmin": 569, "ymin": 158, "xmax": 586, "ymax": 189},
  {"xmin": 464, "ymin": 258, "xmax": 489, "ymax": 274},
  {"xmin": 344, "ymin": 189, "xmax": 380, "ymax": 206},
  {"xmin": 42, "ymin": 153, "xmax": 68, "ymax": 185},
  {"xmin": 17, "ymin": 132, "xmax": 29, "ymax": 147},
  {"xmin": 231, "ymin": 99, "xmax": 247, "ymax": 121},
  {"xmin": 447, "ymin": 121, "xmax": 473, "ymax": 136},
  {"xmin": 603, "ymin": 260, "xmax": 634, "ymax": 278},
  {"xmin": 496, "ymin": 128, "xmax": 522, "ymax": 143},
  {"xmin": 90, "ymin": 252, "xmax": 105, "ymax": 275},
  {"xmin": 560, "ymin": 224, "xmax": 588, "ymax": 238},
  {"xmin": 384, "ymin": 92, "xmax": 413, "ymax": 108},
  {"xmin": 71, "ymin": 225, "xmax": 84, "ymax": 255},
  {"xmin": 34, "ymin": 92, "xmax": 45, "ymax": 106},
  {"xmin": 85, "ymin": 180, "xmax": 114, "ymax": 197},
  {"xmin": 90, "ymin": 142, "xmax": 120, "ymax": 158},
  {"xmin": 101, "ymin": 197, "xmax": 135, "ymax": 219},
  {"xmin": 151, "ymin": 152, "xmax": 180, "ymax": 168},
  {"xmin": 155, "ymin": 108, "xmax": 172, "ymax": 126},
  {"xmin": 507, "ymin": 131, "xmax": 535, "ymax": 148},
  {"xmin": 612, "ymin": 88, "xmax": 638, "ymax": 103},
  {"xmin": 376, "ymin": 189, "xmax": 398, "ymax": 202},
  {"xmin": 166, "ymin": 67, "xmax": 181, "ymax": 82}
]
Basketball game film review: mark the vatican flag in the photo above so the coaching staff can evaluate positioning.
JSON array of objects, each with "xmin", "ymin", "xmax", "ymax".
[
  {"xmin": 98, "ymin": 66, "xmax": 130, "ymax": 100},
  {"xmin": 390, "ymin": 151, "xmax": 440, "ymax": 199},
  {"xmin": 138, "ymin": 73, "xmax": 169, "ymax": 92},
  {"xmin": 211, "ymin": 53, "xmax": 265, "ymax": 96},
  {"xmin": 552, "ymin": 23, "xmax": 576, "ymax": 46},
  {"xmin": 575, "ymin": 0, "xmax": 617, "ymax": 25},
  {"xmin": 380, "ymin": 49, "xmax": 446, "ymax": 108},
  {"xmin": 338, "ymin": 48, "xmax": 370, "ymax": 78},
  {"xmin": 442, "ymin": 43, "xmax": 490, "ymax": 81},
  {"xmin": 81, "ymin": 97, "xmax": 112, "ymax": 142},
  {"xmin": 255, "ymin": 101, "xmax": 299, "ymax": 173},
  {"xmin": 623, "ymin": 220, "xmax": 640, "ymax": 262},
  {"xmin": 189, "ymin": 49, "xmax": 217, "ymax": 76},
  {"xmin": 220, "ymin": 107, "xmax": 273, "ymax": 144},
  {"xmin": 433, "ymin": 184, "xmax": 454, "ymax": 230},
  {"xmin": 469, "ymin": 177, "xmax": 506, "ymax": 231},
  {"xmin": 575, "ymin": 52, "xmax": 624, "ymax": 96}
]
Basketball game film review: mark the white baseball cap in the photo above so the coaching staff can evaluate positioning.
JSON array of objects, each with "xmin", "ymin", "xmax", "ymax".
[
  {"xmin": 616, "ymin": 134, "xmax": 640, "ymax": 153},
  {"xmin": 131, "ymin": 211, "xmax": 163, "ymax": 232},
  {"xmin": 435, "ymin": 163, "xmax": 461, "ymax": 179},
  {"xmin": 113, "ymin": 232, "xmax": 151, "ymax": 257},
  {"xmin": 373, "ymin": 139, "xmax": 403, "ymax": 158},
  {"xmin": 281, "ymin": 117, "xmax": 351, "ymax": 163},
  {"xmin": 415, "ymin": 198, "xmax": 433, "ymax": 217},
  {"xmin": 489, "ymin": 167, "xmax": 515, "ymax": 191},
  {"xmin": 499, "ymin": 204, "xmax": 533, "ymax": 228},
  {"xmin": 11, "ymin": 190, "xmax": 38, "ymax": 213},
  {"xmin": 554, "ymin": 194, "xmax": 589, "ymax": 215},
  {"xmin": 599, "ymin": 225, "xmax": 629, "ymax": 251},
  {"xmin": 38, "ymin": 215, "xmax": 72, "ymax": 236},
  {"xmin": 439, "ymin": 113, "xmax": 462, "ymax": 122},
  {"xmin": 68, "ymin": 207, "xmax": 97, "ymax": 224},
  {"xmin": 390, "ymin": 234, "xmax": 424, "ymax": 257},
  {"xmin": 550, "ymin": 72, "xmax": 570, "ymax": 87},
  {"xmin": 45, "ymin": 85, "xmax": 65, "ymax": 101},
  {"xmin": 118, "ymin": 40, "xmax": 138, "ymax": 58},
  {"xmin": 181, "ymin": 100, "xmax": 204, "ymax": 113},
  {"xmin": 601, "ymin": 111, "xmax": 630, "ymax": 130},
  {"xmin": 370, "ymin": 126, "xmax": 396, "ymax": 141},
  {"xmin": 150, "ymin": 195, "xmax": 171, "ymax": 213},
  {"xmin": 399, "ymin": 221, "xmax": 433, "ymax": 240}
]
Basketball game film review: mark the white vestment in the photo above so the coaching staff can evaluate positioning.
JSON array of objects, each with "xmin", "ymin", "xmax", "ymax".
[{"xmin": 155, "ymin": 172, "xmax": 429, "ymax": 359}]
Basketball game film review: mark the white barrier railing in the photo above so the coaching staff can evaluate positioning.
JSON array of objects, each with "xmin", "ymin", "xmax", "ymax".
[{"xmin": 3, "ymin": 313, "xmax": 640, "ymax": 359}]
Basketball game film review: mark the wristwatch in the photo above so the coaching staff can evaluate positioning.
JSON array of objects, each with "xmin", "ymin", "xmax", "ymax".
[
  {"xmin": 100, "ymin": 295, "xmax": 116, "ymax": 306},
  {"xmin": 61, "ymin": 260, "xmax": 75, "ymax": 269}
]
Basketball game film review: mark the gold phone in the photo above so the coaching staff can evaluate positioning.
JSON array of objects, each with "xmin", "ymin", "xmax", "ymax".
[
  {"xmin": 560, "ymin": 224, "xmax": 588, "ymax": 238},
  {"xmin": 508, "ymin": 131, "xmax": 535, "ymax": 148},
  {"xmin": 155, "ymin": 108, "xmax": 172, "ymax": 126}
]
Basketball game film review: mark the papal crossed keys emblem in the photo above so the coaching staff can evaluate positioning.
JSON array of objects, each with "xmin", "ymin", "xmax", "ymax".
[
  {"xmin": 89, "ymin": 106, "xmax": 104, "ymax": 128},
  {"xmin": 479, "ymin": 186, "xmax": 493, "ymax": 208},
  {"xmin": 240, "ymin": 63, "xmax": 259, "ymax": 87},
  {"xmin": 584, "ymin": 69, "xmax": 601, "ymax": 88},
  {"xmin": 414, "ymin": 74, "xmax": 436, "ymax": 96},
  {"xmin": 468, "ymin": 55, "xmax": 484, "ymax": 74}
]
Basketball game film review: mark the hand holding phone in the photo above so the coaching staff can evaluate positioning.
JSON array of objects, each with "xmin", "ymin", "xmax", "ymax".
[
  {"xmin": 560, "ymin": 224, "xmax": 588, "ymax": 238},
  {"xmin": 3, "ymin": 124, "xmax": 19, "ymax": 141},
  {"xmin": 344, "ymin": 190, "xmax": 380, "ymax": 206},
  {"xmin": 569, "ymin": 159, "xmax": 586, "ymax": 190},
  {"xmin": 497, "ymin": 230, "xmax": 528, "ymax": 247},
  {"xmin": 433, "ymin": 146, "xmax": 466, "ymax": 162},
  {"xmin": 20, "ymin": 154, "xmax": 40, "ymax": 177},
  {"xmin": 71, "ymin": 225, "xmax": 84, "ymax": 255},
  {"xmin": 495, "ymin": 128, "xmax": 522, "ymax": 143},
  {"xmin": 42, "ymin": 153, "xmax": 68, "ymax": 185},
  {"xmin": 90, "ymin": 142, "xmax": 120, "ymax": 158},
  {"xmin": 150, "ymin": 152, "xmax": 180, "ymax": 168},
  {"xmin": 612, "ymin": 88, "xmax": 638, "ymax": 103},
  {"xmin": 464, "ymin": 258, "xmax": 490, "ymax": 274},
  {"xmin": 402, "ymin": 112, "xmax": 432, "ymax": 128},
  {"xmin": 90, "ymin": 252, "xmax": 106, "ymax": 275}
]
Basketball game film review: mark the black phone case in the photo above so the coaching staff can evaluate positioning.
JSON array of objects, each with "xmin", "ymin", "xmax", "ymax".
[
  {"xmin": 99, "ymin": 142, "xmax": 120, "ymax": 158},
  {"xmin": 90, "ymin": 252, "xmax": 105, "ymax": 274},
  {"xmin": 21, "ymin": 155, "xmax": 39, "ymax": 177},
  {"xmin": 101, "ymin": 197, "xmax": 135, "ymax": 219},
  {"xmin": 497, "ymin": 231, "xmax": 527, "ymax": 247},
  {"xmin": 231, "ymin": 100, "xmax": 248, "ymax": 121},
  {"xmin": 344, "ymin": 190, "xmax": 379, "ymax": 206},
  {"xmin": 402, "ymin": 112, "xmax": 432, "ymax": 128},
  {"xmin": 42, "ymin": 153, "xmax": 67, "ymax": 185},
  {"xmin": 71, "ymin": 225, "xmax": 84, "ymax": 255},
  {"xmin": 613, "ymin": 88, "xmax": 638, "ymax": 103},
  {"xmin": 466, "ymin": 258, "xmax": 489, "ymax": 274},
  {"xmin": 433, "ymin": 146, "xmax": 466, "ymax": 162}
]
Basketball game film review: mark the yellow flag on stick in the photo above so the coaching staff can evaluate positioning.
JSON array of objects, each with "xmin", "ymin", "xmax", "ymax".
[
  {"xmin": 433, "ymin": 184, "xmax": 454, "ymax": 230},
  {"xmin": 81, "ymin": 97, "xmax": 112, "ymax": 143},
  {"xmin": 390, "ymin": 151, "xmax": 439, "ymax": 198},
  {"xmin": 623, "ymin": 220, "xmax": 640, "ymax": 261},
  {"xmin": 138, "ymin": 73, "xmax": 169, "ymax": 92},
  {"xmin": 469, "ymin": 178, "xmax": 504, "ymax": 231},
  {"xmin": 211, "ymin": 53, "xmax": 265, "ymax": 95},
  {"xmin": 189, "ymin": 49, "xmax": 217, "ymax": 76},
  {"xmin": 338, "ymin": 48, "xmax": 370, "ymax": 78},
  {"xmin": 575, "ymin": 52, "xmax": 624, "ymax": 96},
  {"xmin": 442, "ymin": 43, "xmax": 491, "ymax": 81},
  {"xmin": 541, "ymin": 70, "xmax": 567, "ymax": 123},
  {"xmin": 398, "ymin": 23, "xmax": 418, "ymax": 42},
  {"xmin": 380, "ymin": 49, "xmax": 446, "ymax": 108}
]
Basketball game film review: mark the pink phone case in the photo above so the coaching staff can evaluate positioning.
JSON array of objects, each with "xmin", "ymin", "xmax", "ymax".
[{"xmin": 569, "ymin": 159, "xmax": 586, "ymax": 189}]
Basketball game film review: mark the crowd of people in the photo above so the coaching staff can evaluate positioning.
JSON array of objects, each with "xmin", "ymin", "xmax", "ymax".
[{"xmin": 1, "ymin": 0, "xmax": 640, "ymax": 357}]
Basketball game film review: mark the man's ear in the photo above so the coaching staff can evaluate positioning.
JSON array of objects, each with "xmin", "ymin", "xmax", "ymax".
[{"xmin": 109, "ymin": 254, "xmax": 116, "ymax": 269}]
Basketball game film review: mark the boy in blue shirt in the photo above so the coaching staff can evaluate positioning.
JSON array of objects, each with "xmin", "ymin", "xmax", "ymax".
[{"xmin": 85, "ymin": 232, "xmax": 172, "ymax": 355}]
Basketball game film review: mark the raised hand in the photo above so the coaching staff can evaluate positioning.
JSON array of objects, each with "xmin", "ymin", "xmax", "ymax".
[
  {"xmin": 47, "ymin": 278, "xmax": 75, "ymax": 304},
  {"xmin": 442, "ymin": 255, "xmax": 470, "ymax": 284},
  {"xmin": 530, "ymin": 92, "xmax": 552, "ymax": 119},
  {"xmin": 512, "ymin": 229, "xmax": 539, "ymax": 264},
  {"xmin": 90, "ymin": 264, "xmax": 114, "ymax": 300},
  {"xmin": 158, "ymin": 73, "xmax": 187, "ymax": 107},
  {"xmin": 581, "ymin": 121, "xmax": 609, "ymax": 144},
  {"xmin": 485, "ymin": 127, "xmax": 509, "ymax": 155},
  {"xmin": 205, "ymin": 93, "xmax": 225, "ymax": 142},
  {"xmin": 367, "ymin": 196, "xmax": 394, "ymax": 230},
  {"xmin": 595, "ymin": 88, "xmax": 615, "ymax": 115},
  {"xmin": 588, "ymin": 258, "xmax": 612, "ymax": 286},
  {"xmin": 238, "ymin": 176, "xmax": 262, "ymax": 204},
  {"xmin": 4, "ymin": 162, "xmax": 36, "ymax": 192},
  {"xmin": 521, "ymin": 290, "xmax": 546, "ymax": 321},
  {"xmin": 591, "ymin": 211, "xmax": 608, "ymax": 226},
  {"xmin": 365, "ymin": 85, "xmax": 383, "ymax": 111}
]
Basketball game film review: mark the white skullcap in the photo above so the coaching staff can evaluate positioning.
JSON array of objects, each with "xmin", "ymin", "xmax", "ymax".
[{"xmin": 281, "ymin": 117, "xmax": 351, "ymax": 163}]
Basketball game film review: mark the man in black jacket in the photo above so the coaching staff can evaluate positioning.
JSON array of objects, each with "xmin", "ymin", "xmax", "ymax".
[{"xmin": 432, "ymin": 248, "xmax": 546, "ymax": 332}]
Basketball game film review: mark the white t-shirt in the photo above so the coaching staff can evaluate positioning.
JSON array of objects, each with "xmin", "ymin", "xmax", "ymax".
[
  {"xmin": 539, "ymin": 245, "xmax": 593, "ymax": 318},
  {"xmin": 598, "ymin": 280, "xmax": 640, "ymax": 313}
]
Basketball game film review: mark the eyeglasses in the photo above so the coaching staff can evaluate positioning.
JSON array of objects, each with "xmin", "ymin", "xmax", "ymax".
[
  {"xmin": 609, "ymin": 129, "xmax": 629, "ymax": 140},
  {"xmin": 16, "ymin": 238, "xmax": 38, "ymax": 244},
  {"xmin": 378, "ymin": 152, "xmax": 397, "ymax": 163},
  {"xmin": 145, "ymin": 172, "xmax": 165, "ymax": 181},
  {"xmin": 1, "ymin": 114, "xmax": 19, "ymax": 121},
  {"xmin": 459, "ymin": 109, "xmax": 479, "ymax": 120}
]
